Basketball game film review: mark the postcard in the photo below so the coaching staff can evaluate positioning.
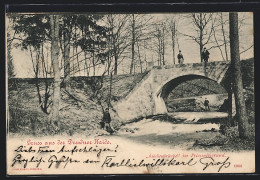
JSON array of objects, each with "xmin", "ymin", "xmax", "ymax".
[{"xmin": 6, "ymin": 11, "xmax": 255, "ymax": 175}]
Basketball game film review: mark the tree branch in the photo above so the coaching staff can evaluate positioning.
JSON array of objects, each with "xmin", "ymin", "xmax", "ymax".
[{"xmin": 240, "ymin": 45, "xmax": 253, "ymax": 55}]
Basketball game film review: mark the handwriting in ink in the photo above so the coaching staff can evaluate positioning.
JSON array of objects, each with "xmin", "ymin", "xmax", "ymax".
[
  {"xmin": 101, "ymin": 156, "xmax": 197, "ymax": 168},
  {"xmin": 48, "ymin": 155, "xmax": 80, "ymax": 168},
  {"xmin": 11, "ymin": 154, "xmax": 45, "ymax": 168},
  {"xmin": 199, "ymin": 157, "xmax": 231, "ymax": 172}
]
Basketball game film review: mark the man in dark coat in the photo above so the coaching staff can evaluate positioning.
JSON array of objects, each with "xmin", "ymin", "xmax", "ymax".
[
  {"xmin": 177, "ymin": 50, "xmax": 184, "ymax": 64},
  {"xmin": 201, "ymin": 47, "xmax": 210, "ymax": 63},
  {"xmin": 101, "ymin": 108, "xmax": 114, "ymax": 133},
  {"xmin": 204, "ymin": 98, "xmax": 210, "ymax": 111}
]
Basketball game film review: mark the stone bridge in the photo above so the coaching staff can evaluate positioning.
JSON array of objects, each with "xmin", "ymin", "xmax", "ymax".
[{"xmin": 113, "ymin": 61, "xmax": 231, "ymax": 123}]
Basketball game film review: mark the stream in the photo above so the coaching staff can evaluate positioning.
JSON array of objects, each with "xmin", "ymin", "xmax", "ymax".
[{"xmin": 113, "ymin": 112, "xmax": 228, "ymax": 150}]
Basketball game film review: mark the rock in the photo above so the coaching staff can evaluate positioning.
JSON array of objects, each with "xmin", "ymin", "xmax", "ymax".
[{"xmin": 80, "ymin": 125, "xmax": 87, "ymax": 130}]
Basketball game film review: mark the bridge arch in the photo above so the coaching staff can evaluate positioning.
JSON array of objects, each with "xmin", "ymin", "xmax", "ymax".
[{"xmin": 153, "ymin": 74, "xmax": 228, "ymax": 114}]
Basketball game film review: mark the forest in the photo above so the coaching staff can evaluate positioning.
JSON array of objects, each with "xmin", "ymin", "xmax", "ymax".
[{"xmin": 7, "ymin": 13, "xmax": 254, "ymax": 145}]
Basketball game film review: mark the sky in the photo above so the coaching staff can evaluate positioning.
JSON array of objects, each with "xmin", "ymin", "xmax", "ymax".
[
  {"xmin": 7, "ymin": 12, "xmax": 254, "ymax": 78},
  {"xmin": 152, "ymin": 12, "xmax": 253, "ymax": 64}
]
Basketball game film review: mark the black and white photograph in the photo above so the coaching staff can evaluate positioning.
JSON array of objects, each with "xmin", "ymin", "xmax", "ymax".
[{"xmin": 6, "ymin": 11, "xmax": 255, "ymax": 174}]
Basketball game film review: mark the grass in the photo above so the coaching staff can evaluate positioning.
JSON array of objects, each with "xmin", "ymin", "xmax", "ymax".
[{"xmin": 192, "ymin": 123, "xmax": 255, "ymax": 151}]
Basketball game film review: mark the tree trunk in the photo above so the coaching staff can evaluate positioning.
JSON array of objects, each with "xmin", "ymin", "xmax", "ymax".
[
  {"xmin": 84, "ymin": 51, "xmax": 89, "ymax": 76},
  {"xmin": 114, "ymin": 50, "xmax": 118, "ymax": 75},
  {"xmin": 92, "ymin": 52, "xmax": 96, "ymax": 76},
  {"xmin": 64, "ymin": 29, "xmax": 70, "ymax": 89},
  {"xmin": 107, "ymin": 49, "xmax": 111, "ymax": 75},
  {"xmin": 143, "ymin": 40, "xmax": 147, "ymax": 70},
  {"xmin": 227, "ymin": 81, "xmax": 234, "ymax": 126},
  {"xmin": 7, "ymin": 32, "xmax": 15, "ymax": 78},
  {"xmin": 199, "ymin": 13, "xmax": 203, "ymax": 63},
  {"xmin": 108, "ymin": 72, "xmax": 113, "ymax": 108},
  {"xmin": 162, "ymin": 24, "xmax": 165, "ymax": 66},
  {"xmin": 137, "ymin": 41, "xmax": 142, "ymax": 73},
  {"xmin": 109, "ymin": 16, "xmax": 118, "ymax": 76},
  {"xmin": 158, "ymin": 37, "xmax": 161, "ymax": 66},
  {"xmin": 72, "ymin": 41, "xmax": 75, "ymax": 76},
  {"xmin": 50, "ymin": 15, "xmax": 61, "ymax": 124},
  {"xmin": 229, "ymin": 12, "xmax": 249, "ymax": 138},
  {"xmin": 171, "ymin": 20, "xmax": 176, "ymax": 65},
  {"xmin": 130, "ymin": 14, "xmax": 135, "ymax": 74},
  {"xmin": 221, "ymin": 13, "xmax": 229, "ymax": 61}
]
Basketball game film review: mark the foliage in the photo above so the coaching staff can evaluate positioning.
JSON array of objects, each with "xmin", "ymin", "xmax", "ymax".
[
  {"xmin": 8, "ymin": 107, "xmax": 69, "ymax": 136},
  {"xmin": 7, "ymin": 31, "xmax": 16, "ymax": 78},
  {"xmin": 7, "ymin": 47, "xmax": 15, "ymax": 78},
  {"xmin": 12, "ymin": 14, "xmax": 50, "ymax": 50}
]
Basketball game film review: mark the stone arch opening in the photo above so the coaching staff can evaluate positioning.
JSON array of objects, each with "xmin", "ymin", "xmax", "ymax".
[{"xmin": 154, "ymin": 74, "xmax": 228, "ymax": 114}]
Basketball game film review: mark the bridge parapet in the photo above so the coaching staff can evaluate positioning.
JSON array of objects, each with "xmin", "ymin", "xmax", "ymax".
[
  {"xmin": 152, "ymin": 61, "xmax": 230, "ymax": 85},
  {"xmin": 152, "ymin": 61, "xmax": 230, "ymax": 70}
]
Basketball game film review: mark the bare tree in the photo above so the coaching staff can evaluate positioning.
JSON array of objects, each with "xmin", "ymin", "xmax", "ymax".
[
  {"xmin": 161, "ymin": 23, "xmax": 166, "ymax": 66},
  {"xmin": 136, "ymin": 41, "xmax": 142, "ymax": 73},
  {"xmin": 154, "ymin": 25, "xmax": 162, "ymax": 66},
  {"xmin": 180, "ymin": 13, "xmax": 215, "ymax": 62},
  {"xmin": 211, "ymin": 12, "xmax": 253, "ymax": 62},
  {"xmin": 212, "ymin": 16, "xmax": 226, "ymax": 61},
  {"xmin": 105, "ymin": 14, "xmax": 130, "ymax": 75},
  {"xmin": 229, "ymin": 12, "xmax": 250, "ymax": 138},
  {"xmin": 220, "ymin": 12, "xmax": 229, "ymax": 61},
  {"xmin": 237, "ymin": 13, "xmax": 254, "ymax": 57},
  {"xmin": 129, "ymin": 14, "xmax": 154, "ymax": 73},
  {"xmin": 169, "ymin": 18, "xmax": 177, "ymax": 64},
  {"xmin": 154, "ymin": 22, "xmax": 167, "ymax": 66},
  {"xmin": 28, "ymin": 44, "xmax": 53, "ymax": 114},
  {"xmin": 209, "ymin": 12, "xmax": 230, "ymax": 61}
]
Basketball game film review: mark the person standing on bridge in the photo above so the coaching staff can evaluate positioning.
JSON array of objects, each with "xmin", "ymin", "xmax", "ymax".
[
  {"xmin": 204, "ymin": 98, "xmax": 210, "ymax": 111},
  {"xmin": 201, "ymin": 47, "xmax": 210, "ymax": 63},
  {"xmin": 177, "ymin": 50, "xmax": 184, "ymax": 64}
]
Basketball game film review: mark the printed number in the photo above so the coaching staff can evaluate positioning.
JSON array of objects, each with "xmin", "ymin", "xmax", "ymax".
[{"xmin": 234, "ymin": 164, "xmax": 242, "ymax": 168}]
